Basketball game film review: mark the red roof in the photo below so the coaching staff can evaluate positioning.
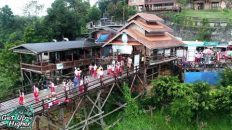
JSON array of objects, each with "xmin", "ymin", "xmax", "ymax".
[
  {"xmin": 103, "ymin": 13, "xmax": 183, "ymax": 49},
  {"xmin": 127, "ymin": 13, "xmax": 164, "ymax": 23},
  {"xmin": 104, "ymin": 29, "xmax": 183, "ymax": 49},
  {"xmin": 118, "ymin": 20, "xmax": 173, "ymax": 33}
]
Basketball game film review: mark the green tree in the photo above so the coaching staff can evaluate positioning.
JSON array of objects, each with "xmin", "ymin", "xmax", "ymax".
[
  {"xmin": 220, "ymin": 68, "xmax": 232, "ymax": 87},
  {"xmin": 0, "ymin": 5, "xmax": 15, "ymax": 43},
  {"xmin": 24, "ymin": 19, "xmax": 53, "ymax": 43},
  {"xmin": 0, "ymin": 41, "xmax": 22, "ymax": 99},
  {"xmin": 45, "ymin": 0, "xmax": 90, "ymax": 40},
  {"xmin": 88, "ymin": 6, "xmax": 101, "ymax": 23},
  {"xmin": 151, "ymin": 76, "xmax": 180, "ymax": 107},
  {"xmin": 0, "ymin": 5, "xmax": 14, "ymax": 29}
]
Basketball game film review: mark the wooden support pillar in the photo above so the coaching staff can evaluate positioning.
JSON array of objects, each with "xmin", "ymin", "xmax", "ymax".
[
  {"xmin": 97, "ymin": 94, "xmax": 106, "ymax": 129},
  {"xmin": 158, "ymin": 64, "xmax": 161, "ymax": 76},
  {"xmin": 47, "ymin": 116, "xmax": 52, "ymax": 130},
  {"xmin": 40, "ymin": 54, "xmax": 43, "ymax": 72},
  {"xmin": 72, "ymin": 50, "xmax": 74, "ymax": 61},
  {"xmin": 174, "ymin": 48, "xmax": 177, "ymax": 56},
  {"xmin": 19, "ymin": 54, "xmax": 24, "ymax": 85},
  {"xmin": 83, "ymin": 108, "xmax": 89, "ymax": 130},
  {"xmin": 30, "ymin": 71, "xmax": 32, "ymax": 83},
  {"xmin": 163, "ymin": 49, "xmax": 165, "ymax": 57},
  {"xmin": 152, "ymin": 67, "xmax": 154, "ymax": 80},
  {"xmin": 143, "ymin": 47, "xmax": 147, "ymax": 89},
  {"xmin": 84, "ymin": 49, "xmax": 86, "ymax": 59},
  {"xmin": 59, "ymin": 108, "xmax": 65, "ymax": 129},
  {"xmin": 35, "ymin": 116, "xmax": 40, "ymax": 130}
]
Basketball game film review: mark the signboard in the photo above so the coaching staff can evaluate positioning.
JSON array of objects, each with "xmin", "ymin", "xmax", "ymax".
[
  {"xmin": 56, "ymin": 63, "xmax": 64, "ymax": 70},
  {"xmin": 0, "ymin": 106, "xmax": 34, "ymax": 129},
  {"xmin": 134, "ymin": 54, "xmax": 140, "ymax": 71},
  {"xmin": 112, "ymin": 45, "xmax": 133, "ymax": 54}
]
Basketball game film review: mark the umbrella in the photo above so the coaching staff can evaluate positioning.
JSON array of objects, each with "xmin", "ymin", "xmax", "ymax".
[{"xmin": 203, "ymin": 49, "xmax": 213, "ymax": 55}]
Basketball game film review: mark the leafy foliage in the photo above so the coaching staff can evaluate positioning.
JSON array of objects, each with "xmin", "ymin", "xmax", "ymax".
[
  {"xmin": 44, "ymin": 0, "xmax": 90, "ymax": 40},
  {"xmin": 88, "ymin": 6, "xmax": 101, "ymax": 23},
  {"xmin": 220, "ymin": 67, "xmax": 232, "ymax": 86},
  {"xmin": 0, "ymin": 41, "xmax": 22, "ymax": 98},
  {"xmin": 195, "ymin": 18, "xmax": 212, "ymax": 41},
  {"xmin": 122, "ymin": 82, "xmax": 139, "ymax": 119},
  {"xmin": 151, "ymin": 76, "xmax": 180, "ymax": 106},
  {"xmin": 98, "ymin": 0, "xmax": 136, "ymax": 21}
]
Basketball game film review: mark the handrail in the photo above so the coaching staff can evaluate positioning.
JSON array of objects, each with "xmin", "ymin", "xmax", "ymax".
[{"xmin": 0, "ymin": 65, "xmax": 145, "ymax": 114}]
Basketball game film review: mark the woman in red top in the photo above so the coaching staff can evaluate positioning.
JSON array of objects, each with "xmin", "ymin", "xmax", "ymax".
[
  {"xmin": 18, "ymin": 90, "xmax": 25, "ymax": 105},
  {"xmin": 33, "ymin": 85, "xmax": 39, "ymax": 103},
  {"xmin": 49, "ymin": 81, "xmax": 56, "ymax": 95}
]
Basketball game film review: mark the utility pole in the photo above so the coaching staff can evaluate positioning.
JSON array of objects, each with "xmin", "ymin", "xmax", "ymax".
[{"xmin": 123, "ymin": 0, "xmax": 126, "ymax": 24}]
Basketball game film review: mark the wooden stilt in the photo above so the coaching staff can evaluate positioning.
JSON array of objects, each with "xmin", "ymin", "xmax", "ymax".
[
  {"xmin": 158, "ymin": 64, "xmax": 161, "ymax": 76},
  {"xmin": 59, "ymin": 108, "xmax": 65, "ymax": 129},
  {"xmin": 143, "ymin": 47, "xmax": 147, "ymax": 90},
  {"xmin": 83, "ymin": 108, "xmax": 89, "ymax": 130},
  {"xmin": 35, "ymin": 116, "xmax": 40, "ymax": 130},
  {"xmin": 98, "ymin": 96, "xmax": 106, "ymax": 129}
]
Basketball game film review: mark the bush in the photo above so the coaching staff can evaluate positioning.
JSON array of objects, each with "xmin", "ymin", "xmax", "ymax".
[
  {"xmin": 151, "ymin": 76, "xmax": 180, "ymax": 107},
  {"xmin": 220, "ymin": 68, "xmax": 232, "ymax": 87},
  {"xmin": 140, "ymin": 76, "xmax": 232, "ymax": 124}
]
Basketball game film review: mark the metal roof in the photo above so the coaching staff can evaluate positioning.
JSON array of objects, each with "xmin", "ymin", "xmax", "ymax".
[{"xmin": 10, "ymin": 38, "xmax": 101, "ymax": 55}]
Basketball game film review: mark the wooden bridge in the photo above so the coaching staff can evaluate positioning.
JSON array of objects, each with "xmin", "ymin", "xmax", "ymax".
[{"xmin": 0, "ymin": 56, "xmax": 180, "ymax": 130}]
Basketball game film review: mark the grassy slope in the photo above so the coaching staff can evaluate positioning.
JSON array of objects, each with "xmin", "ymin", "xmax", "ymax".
[
  {"xmin": 178, "ymin": 9, "xmax": 232, "ymax": 19},
  {"xmin": 112, "ymin": 111, "xmax": 232, "ymax": 130}
]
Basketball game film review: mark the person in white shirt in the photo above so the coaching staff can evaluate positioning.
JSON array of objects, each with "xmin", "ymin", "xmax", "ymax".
[{"xmin": 93, "ymin": 64, "xmax": 97, "ymax": 78}]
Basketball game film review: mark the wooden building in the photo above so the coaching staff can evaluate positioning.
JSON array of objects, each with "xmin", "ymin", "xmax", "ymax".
[
  {"xmin": 193, "ymin": 0, "xmax": 227, "ymax": 10},
  {"xmin": 103, "ymin": 13, "xmax": 184, "ymax": 63},
  {"xmin": 10, "ymin": 38, "xmax": 108, "ymax": 83},
  {"xmin": 128, "ymin": 0, "xmax": 178, "ymax": 12},
  {"xmin": 103, "ymin": 13, "xmax": 185, "ymax": 80}
]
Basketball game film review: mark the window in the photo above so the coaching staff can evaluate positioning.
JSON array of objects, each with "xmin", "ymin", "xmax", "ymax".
[{"xmin": 211, "ymin": 2, "xmax": 219, "ymax": 8}]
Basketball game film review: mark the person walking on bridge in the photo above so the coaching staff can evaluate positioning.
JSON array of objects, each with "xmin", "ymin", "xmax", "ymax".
[
  {"xmin": 93, "ymin": 64, "xmax": 97, "ymax": 78},
  {"xmin": 33, "ymin": 85, "xmax": 39, "ymax": 103},
  {"xmin": 18, "ymin": 90, "xmax": 25, "ymax": 105},
  {"xmin": 49, "ymin": 81, "xmax": 56, "ymax": 95}
]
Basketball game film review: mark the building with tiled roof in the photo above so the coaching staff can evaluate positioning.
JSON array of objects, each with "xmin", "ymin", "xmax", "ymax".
[
  {"xmin": 103, "ymin": 13, "xmax": 184, "ymax": 62},
  {"xmin": 128, "ymin": 0, "xmax": 179, "ymax": 12}
]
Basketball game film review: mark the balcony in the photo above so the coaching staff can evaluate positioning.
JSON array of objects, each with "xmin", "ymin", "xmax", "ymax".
[
  {"xmin": 147, "ymin": 54, "xmax": 178, "ymax": 65},
  {"xmin": 21, "ymin": 58, "xmax": 113, "ymax": 74}
]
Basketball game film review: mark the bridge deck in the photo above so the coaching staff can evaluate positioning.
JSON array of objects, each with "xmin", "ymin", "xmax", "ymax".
[{"xmin": 0, "ymin": 69, "xmax": 135, "ymax": 116}]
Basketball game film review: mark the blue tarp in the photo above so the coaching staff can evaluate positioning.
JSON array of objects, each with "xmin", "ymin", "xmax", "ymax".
[
  {"xmin": 96, "ymin": 34, "xmax": 110, "ymax": 43},
  {"xmin": 184, "ymin": 72, "xmax": 220, "ymax": 85}
]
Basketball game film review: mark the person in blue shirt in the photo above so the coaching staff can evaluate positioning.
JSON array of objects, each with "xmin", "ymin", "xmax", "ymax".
[{"xmin": 73, "ymin": 77, "xmax": 80, "ymax": 93}]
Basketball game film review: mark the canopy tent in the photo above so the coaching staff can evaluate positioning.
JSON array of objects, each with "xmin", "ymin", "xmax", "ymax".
[
  {"xmin": 203, "ymin": 42, "xmax": 219, "ymax": 47},
  {"xmin": 95, "ymin": 34, "xmax": 110, "ymax": 43},
  {"xmin": 183, "ymin": 41, "xmax": 204, "ymax": 47}
]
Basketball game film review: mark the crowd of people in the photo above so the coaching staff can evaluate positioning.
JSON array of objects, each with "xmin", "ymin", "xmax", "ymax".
[
  {"xmin": 193, "ymin": 48, "xmax": 224, "ymax": 63},
  {"xmin": 17, "ymin": 55, "xmax": 134, "ymax": 109}
]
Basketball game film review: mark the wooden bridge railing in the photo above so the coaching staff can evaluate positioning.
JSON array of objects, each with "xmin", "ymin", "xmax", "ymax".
[
  {"xmin": 21, "ymin": 58, "xmax": 114, "ymax": 74},
  {"xmin": 0, "ymin": 65, "xmax": 145, "ymax": 115},
  {"xmin": 147, "ymin": 54, "xmax": 177, "ymax": 64},
  {"xmin": 21, "ymin": 63, "xmax": 42, "ymax": 72}
]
